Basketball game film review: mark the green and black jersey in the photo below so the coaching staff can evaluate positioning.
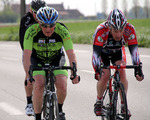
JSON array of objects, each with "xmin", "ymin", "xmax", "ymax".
[{"xmin": 24, "ymin": 22, "xmax": 73, "ymax": 64}]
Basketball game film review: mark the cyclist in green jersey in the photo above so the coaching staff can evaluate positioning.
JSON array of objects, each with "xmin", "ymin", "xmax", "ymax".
[
  {"xmin": 23, "ymin": 7, "xmax": 80, "ymax": 120},
  {"xmin": 19, "ymin": 0, "xmax": 46, "ymax": 116}
]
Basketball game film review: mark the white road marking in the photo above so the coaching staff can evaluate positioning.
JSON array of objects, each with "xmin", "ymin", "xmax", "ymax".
[
  {"xmin": 74, "ymin": 50, "xmax": 150, "ymax": 58},
  {"xmin": 140, "ymin": 54, "xmax": 150, "ymax": 58},
  {"xmin": 1, "ymin": 57, "xmax": 18, "ymax": 61},
  {"xmin": 0, "ymin": 44, "xmax": 17, "ymax": 47},
  {"xmin": 126, "ymin": 54, "xmax": 150, "ymax": 58},
  {"xmin": 0, "ymin": 102, "xmax": 24, "ymax": 115},
  {"xmin": 81, "ymin": 70, "xmax": 94, "ymax": 74},
  {"xmin": 75, "ymin": 50, "xmax": 90, "ymax": 53},
  {"xmin": 0, "ymin": 51, "xmax": 149, "ymax": 64}
]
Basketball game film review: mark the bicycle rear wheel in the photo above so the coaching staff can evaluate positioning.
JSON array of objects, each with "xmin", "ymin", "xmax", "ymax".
[{"xmin": 111, "ymin": 82, "xmax": 128, "ymax": 120}]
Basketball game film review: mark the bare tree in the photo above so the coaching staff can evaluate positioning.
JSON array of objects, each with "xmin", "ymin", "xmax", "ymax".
[
  {"xmin": 20, "ymin": 0, "xmax": 26, "ymax": 18},
  {"xmin": 0, "ymin": 0, "xmax": 13, "ymax": 9},
  {"xmin": 144, "ymin": 0, "xmax": 150, "ymax": 18},
  {"xmin": 122, "ymin": 0, "xmax": 128, "ymax": 17},
  {"xmin": 101, "ymin": 0, "xmax": 107, "ymax": 19},
  {"xmin": 133, "ymin": 0, "xmax": 139, "ymax": 18}
]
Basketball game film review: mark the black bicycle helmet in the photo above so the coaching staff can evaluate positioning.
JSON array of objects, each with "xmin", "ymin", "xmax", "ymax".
[
  {"xmin": 31, "ymin": 0, "xmax": 46, "ymax": 12},
  {"xmin": 107, "ymin": 8, "xmax": 127, "ymax": 30}
]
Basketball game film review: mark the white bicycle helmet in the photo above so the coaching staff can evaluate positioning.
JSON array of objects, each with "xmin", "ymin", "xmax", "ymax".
[{"xmin": 107, "ymin": 8, "xmax": 127, "ymax": 30}]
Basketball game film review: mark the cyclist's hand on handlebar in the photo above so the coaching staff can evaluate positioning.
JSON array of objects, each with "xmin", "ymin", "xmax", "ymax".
[
  {"xmin": 95, "ymin": 72, "xmax": 100, "ymax": 80},
  {"xmin": 94, "ymin": 63, "xmax": 105, "ymax": 80},
  {"xmin": 136, "ymin": 74, "xmax": 144, "ymax": 81},
  {"xmin": 95, "ymin": 63, "xmax": 104, "ymax": 81},
  {"xmin": 70, "ymin": 62, "xmax": 80, "ymax": 84},
  {"xmin": 24, "ymin": 78, "xmax": 34, "ymax": 86},
  {"xmin": 70, "ymin": 75, "xmax": 80, "ymax": 84},
  {"xmin": 134, "ymin": 62, "xmax": 144, "ymax": 81}
]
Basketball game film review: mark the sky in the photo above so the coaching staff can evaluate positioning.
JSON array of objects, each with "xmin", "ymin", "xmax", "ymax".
[{"xmin": 14, "ymin": 0, "xmax": 146, "ymax": 16}]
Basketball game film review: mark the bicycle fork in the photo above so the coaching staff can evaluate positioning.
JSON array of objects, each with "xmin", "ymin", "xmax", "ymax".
[{"xmin": 102, "ymin": 77, "xmax": 114, "ymax": 118}]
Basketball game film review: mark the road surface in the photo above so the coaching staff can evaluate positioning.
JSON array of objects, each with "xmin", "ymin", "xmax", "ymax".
[{"xmin": 0, "ymin": 41, "xmax": 150, "ymax": 120}]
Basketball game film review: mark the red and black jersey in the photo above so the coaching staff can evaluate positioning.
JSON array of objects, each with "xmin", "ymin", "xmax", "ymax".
[
  {"xmin": 92, "ymin": 22, "xmax": 141, "ymax": 72},
  {"xmin": 19, "ymin": 12, "xmax": 37, "ymax": 50}
]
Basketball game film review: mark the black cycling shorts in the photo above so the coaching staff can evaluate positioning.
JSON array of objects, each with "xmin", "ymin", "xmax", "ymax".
[
  {"xmin": 101, "ymin": 49, "xmax": 125, "ymax": 66},
  {"xmin": 31, "ymin": 53, "xmax": 68, "ymax": 77}
]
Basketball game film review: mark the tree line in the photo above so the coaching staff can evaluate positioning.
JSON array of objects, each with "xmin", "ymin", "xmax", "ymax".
[
  {"xmin": 100, "ymin": 0, "xmax": 150, "ymax": 19},
  {"xmin": 0, "ymin": 0, "xmax": 149, "ymax": 23}
]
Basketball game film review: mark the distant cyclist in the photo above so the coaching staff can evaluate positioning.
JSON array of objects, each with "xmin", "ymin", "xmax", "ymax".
[
  {"xmin": 19, "ymin": 0, "xmax": 46, "ymax": 116},
  {"xmin": 23, "ymin": 6, "xmax": 80, "ymax": 120},
  {"xmin": 92, "ymin": 8, "xmax": 144, "ymax": 116}
]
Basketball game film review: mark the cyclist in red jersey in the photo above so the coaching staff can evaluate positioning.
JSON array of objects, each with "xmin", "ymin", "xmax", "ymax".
[{"xmin": 92, "ymin": 8, "xmax": 144, "ymax": 116}]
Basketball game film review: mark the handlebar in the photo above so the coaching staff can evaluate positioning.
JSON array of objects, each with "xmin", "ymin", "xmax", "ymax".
[
  {"xmin": 98, "ymin": 62, "xmax": 143, "ymax": 78},
  {"xmin": 29, "ymin": 65, "xmax": 72, "ymax": 71},
  {"xmin": 100, "ymin": 63, "xmax": 142, "ymax": 70},
  {"xmin": 28, "ymin": 62, "xmax": 79, "ymax": 83}
]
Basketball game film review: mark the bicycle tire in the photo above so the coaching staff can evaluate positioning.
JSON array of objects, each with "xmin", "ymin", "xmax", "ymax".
[
  {"xmin": 42, "ymin": 94, "xmax": 50, "ymax": 120},
  {"xmin": 101, "ymin": 79, "xmax": 113, "ymax": 120},
  {"xmin": 111, "ymin": 82, "xmax": 128, "ymax": 120},
  {"xmin": 101, "ymin": 89, "xmax": 112, "ymax": 120},
  {"xmin": 49, "ymin": 93, "xmax": 60, "ymax": 120}
]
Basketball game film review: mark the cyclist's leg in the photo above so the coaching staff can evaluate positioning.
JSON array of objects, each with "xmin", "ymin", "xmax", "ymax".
[
  {"xmin": 23, "ymin": 52, "xmax": 33, "ymax": 99},
  {"xmin": 54, "ymin": 70, "xmax": 68, "ymax": 120},
  {"xmin": 98, "ymin": 51, "xmax": 111, "ymax": 100},
  {"xmin": 30, "ymin": 58, "xmax": 46, "ymax": 119},
  {"xmin": 94, "ymin": 69, "xmax": 110, "ymax": 116},
  {"xmin": 32, "ymin": 71, "xmax": 45, "ymax": 119},
  {"xmin": 97, "ymin": 69, "xmax": 110, "ymax": 99},
  {"xmin": 52, "ymin": 54, "xmax": 68, "ymax": 109},
  {"xmin": 24, "ymin": 80, "xmax": 33, "ymax": 102},
  {"xmin": 55, "ymin": 74, "xmax": 68, "ymax": 104},
  {"xmin": 94, "ymin": 52, "xmax": 110, "ymax": 116},
  {"xmin": 54, "ymin": 69, "xmax": 68, "ymax": 104},
  {"xmin": 22, "ymin": 52, "xmax": 34, "ymax": 116}
]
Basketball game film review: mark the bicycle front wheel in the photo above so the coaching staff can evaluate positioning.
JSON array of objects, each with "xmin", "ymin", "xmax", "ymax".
[
  {"xmin": 101, "ymin": 88, "xmax": 112, "ymax": 120},
  {"xmin": 49, "ymin": 93, "xmax": 60, "ymax": 120},
  {"xmin": 42, "ymin": 93, "xmax": 60, "ymax": 120},
  {"xmin": 101, "ymin": 81, "xmax": 113, "ymax": 120},
  {"xmin": 111, "ymin": 82, "xmax": 128, "ymax": 120},
  {"xmin": 42, "ymin": 94, "xmax": 50, "ymax": 120}
]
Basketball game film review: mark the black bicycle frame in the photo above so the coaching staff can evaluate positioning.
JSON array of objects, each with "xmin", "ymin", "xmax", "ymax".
[{"xmin": 29, "ymin": 62, "xmax": 79, "ymax": 120}]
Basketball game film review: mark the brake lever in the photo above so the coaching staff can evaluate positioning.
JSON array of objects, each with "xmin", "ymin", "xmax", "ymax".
[
  {"xmin": 25, "ymin": 65, "xmax": 35, "ymax": 86},
  {"xmin": 99, "ymin": 63, "xmax": 104, "ymax": 78},
  {"xmin": 139, "ymin": 62, "xmax": 144, "ymax": 78},
  {"xmin": 28, "ymin": 65, "xmax": 35, "ymax": 83},
  {"xmin": 70, "ymin": 62, "xmax": 77, "ymax": 80}
]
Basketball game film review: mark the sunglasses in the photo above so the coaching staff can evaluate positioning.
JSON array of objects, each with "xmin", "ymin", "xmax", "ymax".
[{"xmin": 41, "ymin": 23, "xmax": 55, "ymax": 28}]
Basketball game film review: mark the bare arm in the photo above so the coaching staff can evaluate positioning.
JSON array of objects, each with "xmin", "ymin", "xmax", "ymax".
[
  {"xmin": 128, "ymin": 44, "xmax": 144, "ymax": 81},
  {"xmin": 66, "ymin": 49, "xmax": 79, "ymax": 84},
  {"xmin": 66, "ymin": 49, "xmax": 77, "ymax": 68},
  {"xmin": 23, "ymin": 49, "xmax": 32, "ymax": 79}
]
